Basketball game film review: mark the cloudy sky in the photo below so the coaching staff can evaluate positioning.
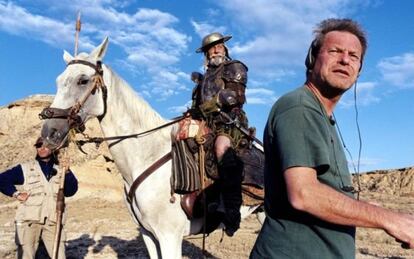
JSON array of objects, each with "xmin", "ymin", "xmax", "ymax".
[{"xmin": 0, "ymin": 0, "xmax": 413, "ymax": 172}]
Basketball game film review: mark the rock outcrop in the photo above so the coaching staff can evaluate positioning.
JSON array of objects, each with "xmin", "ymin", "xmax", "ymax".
[{"xmin": 0, "ymin": 95, "xmax": 123, "ymax": 202}]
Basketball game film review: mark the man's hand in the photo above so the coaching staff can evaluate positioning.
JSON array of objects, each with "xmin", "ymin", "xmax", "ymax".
[
  {"xmin": 14, "ymin": 192, "xmax": 30, "ymax": 202},
  {"xmin": 384, "ymin": 213, "xmax": 414, "ymax": 249}
]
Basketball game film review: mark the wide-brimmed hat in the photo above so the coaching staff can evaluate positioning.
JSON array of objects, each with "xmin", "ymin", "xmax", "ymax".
[{"xmin": 196, "ymin": 32, "xmax": 232, "ymax": 53}]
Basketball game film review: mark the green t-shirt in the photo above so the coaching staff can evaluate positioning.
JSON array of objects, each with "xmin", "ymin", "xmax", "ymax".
[{"xmin": 250, "ymin": 86, "xmax": 355, "ymax": 259}]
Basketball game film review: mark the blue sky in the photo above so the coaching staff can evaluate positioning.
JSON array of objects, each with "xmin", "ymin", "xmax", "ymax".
[{"xmin": 0, "ymin": 0, "xmax": 413, "ymax": 172}]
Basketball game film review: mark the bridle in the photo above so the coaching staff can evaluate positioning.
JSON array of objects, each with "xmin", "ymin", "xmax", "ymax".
[
  {"xmin": 39, "ymin": 59, "xmax": 108, "ymax": 132},
  {"xmin": 39, "ymin": 59, "xmax": 187, "ymax": 150}
]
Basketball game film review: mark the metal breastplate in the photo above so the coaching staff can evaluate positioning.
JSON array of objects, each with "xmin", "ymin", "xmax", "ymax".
[{"xmin": 200, "ymin": 65, "xmax": 224, "ymax": 103}]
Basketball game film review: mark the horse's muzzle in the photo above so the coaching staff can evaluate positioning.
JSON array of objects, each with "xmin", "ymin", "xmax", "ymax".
[{"xmin": 41, "ymin": 118, "xmax": 70, "ymax": 150}]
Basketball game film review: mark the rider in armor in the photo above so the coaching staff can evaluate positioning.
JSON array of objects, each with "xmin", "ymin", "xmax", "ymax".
[{"xmin": 190, "ymin": 32, "xmax": 248, "ymax": 236}]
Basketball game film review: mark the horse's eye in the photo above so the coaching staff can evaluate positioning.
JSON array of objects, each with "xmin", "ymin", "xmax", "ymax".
[{"xmin": 77, "ymin": 75, "xmax": 89, "ymax": 85}]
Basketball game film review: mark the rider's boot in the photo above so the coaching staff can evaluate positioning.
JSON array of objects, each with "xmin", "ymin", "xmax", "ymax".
[{"xmin": 218, "ymin": 148, "xmax": 243, "ymax": 237}]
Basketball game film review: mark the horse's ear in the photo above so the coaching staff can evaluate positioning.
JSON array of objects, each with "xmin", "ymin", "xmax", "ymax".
[
  {"xmin": 63, "ymin": 50, "xmax": 74, "ymax": 64},
  {"xmin": 90, "ymin": 37, "xmax": 109, "ymax": 61}
]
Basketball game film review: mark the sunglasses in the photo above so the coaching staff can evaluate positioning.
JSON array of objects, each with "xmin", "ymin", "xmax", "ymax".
[{"xmin": 35, "ymin": 143, "xmax": 44, "ymax": 148}]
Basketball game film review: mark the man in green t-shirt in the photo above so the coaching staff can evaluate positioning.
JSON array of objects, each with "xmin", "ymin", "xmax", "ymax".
[{"xmin": 250, "ymin": 18, "xmax": 414, "ymax": 259}]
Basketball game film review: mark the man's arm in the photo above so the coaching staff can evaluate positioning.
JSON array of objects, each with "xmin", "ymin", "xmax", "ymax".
[
  {"xmin": 63, "ymin": 169, "xmax": 78, "ymax": 197},
  {"xmin": 285, "ymin": 166, "xmax": 414, "ymax": 248},
  {"xmin": 0, "ymin": 165, "xmax": 24, "ymax": 197}
]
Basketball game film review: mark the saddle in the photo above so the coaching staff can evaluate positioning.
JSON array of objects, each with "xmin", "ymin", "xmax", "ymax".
[{"xmin": 170, "ymin": 117, "xmax": 264, "ymax": 230}]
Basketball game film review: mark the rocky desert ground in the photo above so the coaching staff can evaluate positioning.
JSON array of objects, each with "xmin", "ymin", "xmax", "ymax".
[{"xmin": 1, "ymin": 95, "xmax": 414, "ymax": 258}]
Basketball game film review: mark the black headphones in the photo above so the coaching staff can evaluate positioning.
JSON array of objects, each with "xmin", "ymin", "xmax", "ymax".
[
  {"xmin": 305, "ymin": 39, "xmax": 318, "ymax": 70},
  {"xmin": 304, "ymin": 38, "xmax": 363, "ymax": 72}
]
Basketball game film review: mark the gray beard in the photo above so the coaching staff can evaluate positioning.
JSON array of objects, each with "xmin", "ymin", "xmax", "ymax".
[{"xmin": 209, "ymin": 55, "xmax": 227, "ymax": 66}]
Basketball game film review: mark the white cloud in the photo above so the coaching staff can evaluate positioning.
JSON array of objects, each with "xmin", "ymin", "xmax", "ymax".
[
  {"xmin": 0, "ymin": 2, "xmax": 94, "ymax": 49},
  {"xmin": 1, "ymin": 0, "xmax": 373, "ymax": 102},
  {"xmin": 0, "ymin": 1, "xmax": 192, "ymax": 99},
  {"xmin": 191, "ymin": 20, "xmax": 227, "ymax": 39},
  {"xmin": 377, "ymin": 52, "xmax": 414, "ymax": 88},
  {"xmin": 80, "ymin": 6, "xmax": 191, "ymax": 99},
  {"xmin": 127, "ymin": 47, "xmax": 179, "ymax": 68},
  {"xmin": 141, "ymin": 69, "xmax": 190, "ymax": 100},
  {"xmin": 168, "ymin": 100, "xmax": 193, "ymax": 114},
  {"xmin": 209, "ymin": 0, "xmax": 365, "ymax": 78},
  {"xmin": 351, "ymin": 157, "xmax": 384, "ymax": 173},
  {"xmin": 340, "ymin": 81, "xmax": 380, "ymax": 108},
  {"xmin": 246, "ymin": 88, "xmax": 278, "ymax": 105}
]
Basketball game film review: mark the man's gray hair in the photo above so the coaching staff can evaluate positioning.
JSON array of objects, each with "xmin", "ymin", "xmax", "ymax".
[{"xmin": 313, "ymin": 18, "xmax": 368, "ymax": 61}]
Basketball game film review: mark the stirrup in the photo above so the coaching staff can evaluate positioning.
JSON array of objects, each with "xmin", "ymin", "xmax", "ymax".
[{"xmin": 180, "ymin": 191, "xmax": 198, "ymax": 219}]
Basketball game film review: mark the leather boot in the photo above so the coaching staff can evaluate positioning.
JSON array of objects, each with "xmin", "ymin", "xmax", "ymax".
[{"xmin": 218, "ymin": 148, "xmax": 243, "ymax": 236}]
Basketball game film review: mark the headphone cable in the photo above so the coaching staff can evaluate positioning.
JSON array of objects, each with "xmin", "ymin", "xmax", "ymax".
[
  {"xmin": 354, "ymin": 80, "xmax": 363, "ymax": 200},
  {"xmin": 333, "ymin": 81, "xmax": 362, "ymax": 200}
]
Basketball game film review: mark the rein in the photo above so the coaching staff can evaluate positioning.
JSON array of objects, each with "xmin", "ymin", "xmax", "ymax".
[{"xmin": 76, "ymin": 115, "xmax": 188, "ymax": 149}]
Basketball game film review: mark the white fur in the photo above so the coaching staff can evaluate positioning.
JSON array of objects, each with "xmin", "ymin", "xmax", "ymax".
[{"xmin": 51, "ymin": 38, "xmax": 261, "ymax": 258}]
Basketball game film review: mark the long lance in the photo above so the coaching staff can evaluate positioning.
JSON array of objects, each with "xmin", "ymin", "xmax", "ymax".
[
  {"xmin": 51, "ymin": 148, "xmax": 70, "ymax": 259},
  {"xmin": 219, "ymin": 110, "xmax": 264, "ymax": 148},
  {"xmin": 74, "ymin": 11, "xmax": 81, "ymax": 57}
]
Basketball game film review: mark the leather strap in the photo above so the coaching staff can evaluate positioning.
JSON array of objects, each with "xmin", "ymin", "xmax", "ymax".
[
  {"xmin": 127, "ymin": 152, "xmax": 172, "ymax": 203},
  {"xmin": 67, "ymin": 59, "xmax": 102, "ymax": 74},
  {"xmin": 75, "ymin": 114, "xmax": 189, "ymax": 148}
]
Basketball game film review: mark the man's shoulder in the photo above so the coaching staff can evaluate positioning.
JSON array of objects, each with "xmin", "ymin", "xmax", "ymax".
[
  {"xmin": 0, "ymin": 163, "xmax": 23, "ymax": 175},
  {"xmin": 20, "ymin": 160, "xmax": 37, "ymax": 167},
  {"xmin": 276, "ymin": 86, "xmax": 309, "ymax": 107},
  {"xmin": 269, "ymin": 86, "xmax": 318, "ymax": 119},
  {"xmin": 19, "ymin": 160, "xmax": 40, "ymax": 173},
  {"xmin": 224, "ymin": 60, "xmax": 248, "ymax": 71},
  {"xmin": 222, "ymin": 60, "xmax": 248, "ymax": 84}
]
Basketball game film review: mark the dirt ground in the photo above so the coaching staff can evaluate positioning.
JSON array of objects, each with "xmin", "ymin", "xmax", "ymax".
[{"xmin": 1, "ymin": 190, "xmax": 414, "ymax": 259}]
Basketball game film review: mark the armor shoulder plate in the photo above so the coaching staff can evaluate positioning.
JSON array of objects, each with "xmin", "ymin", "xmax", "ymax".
[{"xmin": 222, "ymin": 60, "xmax": 248, "ymax": 85}]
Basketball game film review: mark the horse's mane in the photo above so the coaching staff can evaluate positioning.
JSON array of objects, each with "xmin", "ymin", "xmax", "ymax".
[{"xmin": 104, "ymin": 65, "xmax": 169, "ymax": 131}]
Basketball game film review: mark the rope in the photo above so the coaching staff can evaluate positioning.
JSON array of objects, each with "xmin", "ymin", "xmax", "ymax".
[{"xmin": 195, "ymin": 120, "xmax": 207, "ymax": 254}]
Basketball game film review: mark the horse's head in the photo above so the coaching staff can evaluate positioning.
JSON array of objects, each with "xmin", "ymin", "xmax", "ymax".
[{"xmin": 41, "ymin": 37, "xmax": 109, "ymax": 150}]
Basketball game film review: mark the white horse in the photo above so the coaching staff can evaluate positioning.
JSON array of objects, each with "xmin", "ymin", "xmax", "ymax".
[{"xmin": 41, "ymin": 38, "xmax": 262, "ymax": 258}]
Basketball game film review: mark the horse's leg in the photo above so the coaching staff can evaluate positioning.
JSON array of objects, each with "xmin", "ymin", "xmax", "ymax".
[
  {"xmin": 158, "ymin": 233, "xmax": 183, "ymax": 259},
  {"xmin": 141, "ymin": 227, "xmax": 161, "ymax": 259},
  {"xmin": 153, "ymin": 207, "xmax": 186, "ymax": 259}
]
